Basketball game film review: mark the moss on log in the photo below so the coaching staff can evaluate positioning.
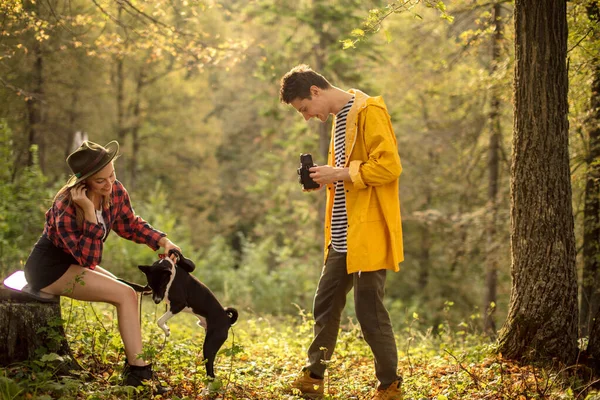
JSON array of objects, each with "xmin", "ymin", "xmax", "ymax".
[{"xmin": 0, "ymin": 286, "xmax": 79, "ymax": 372}]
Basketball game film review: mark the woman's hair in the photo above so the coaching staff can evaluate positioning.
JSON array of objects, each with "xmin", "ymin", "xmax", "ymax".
[
  {"xmin": 55, "ymin": 167, "xmax": 113, "ymax": 228},
  {"xmin": 279, "ymin": 64, "xmax": 332, "ymax": 104}
]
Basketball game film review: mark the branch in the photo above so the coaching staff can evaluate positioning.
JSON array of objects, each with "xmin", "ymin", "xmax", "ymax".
[
  {"xmin": 452, "ymin": 0, "xmax": 512, "ymax": 15},
  {"xmin": 119, "ymin": 0, "xmax": 172, "ymax": 30},
  {"xmin": 444, "ymin": 349, "xmax": 482, "ymax": 389},
  {"xmin": 0, "ymin": 78, "xmax": 44, "ymax": 101},
  {"xmin": 118, "ymin": 0, "xmax": 207, "ymax": 43},
  {"xmin": 90, "ymin": 0, "xmax": 127, "ymax": 29},
  {"xmin": 568, "ymin": 27, "xmax": 594, "ymax": 54},
  {"xmin": 41, "ymin": 0, "xmax": 77, "ymax": 36}
]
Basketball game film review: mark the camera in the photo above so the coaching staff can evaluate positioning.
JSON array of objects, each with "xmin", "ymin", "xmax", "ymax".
[{"xmin": 297, "ymin": 153, "xmax": 320, "ymax": 190}]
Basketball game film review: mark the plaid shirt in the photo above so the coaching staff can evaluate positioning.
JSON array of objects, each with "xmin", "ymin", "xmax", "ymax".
[{"xmin": 43, "ymin": 180, "xmax": 166, "ymax": 269}]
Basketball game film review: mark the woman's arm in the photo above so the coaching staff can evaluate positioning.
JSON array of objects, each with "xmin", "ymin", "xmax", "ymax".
[{"xmin": 54, "ymin": 201, "xmax": 105, "ymax": 269}]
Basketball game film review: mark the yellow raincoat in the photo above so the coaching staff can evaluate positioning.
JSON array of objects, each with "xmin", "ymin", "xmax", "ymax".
[{"xmin": 324, "ymin": 89, "xmax": 404, "ymax": 274}]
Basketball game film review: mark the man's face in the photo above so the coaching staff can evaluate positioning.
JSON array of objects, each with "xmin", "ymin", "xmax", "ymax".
[{"xmin": 290, "ymin": 87, "xmax": 329, "ymax": 122}]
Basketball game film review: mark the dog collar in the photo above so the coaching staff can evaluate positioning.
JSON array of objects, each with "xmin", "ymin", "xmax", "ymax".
[{"xmin": 158, "ymin": 254, "xmax": 177, "ymax": 268}]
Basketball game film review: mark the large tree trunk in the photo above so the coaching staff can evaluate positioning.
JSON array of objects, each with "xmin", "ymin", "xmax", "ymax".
[
  {"xmin": 0, "ymin": 287, "xmax": 78, "ymax": 373},
  {"xmin": 579, "ymin": 3, "xmax": 600, "ymax": 340},
  {"xmin": 497, "ymin": 0, "xmax": 578, "ymax": 364},
  {"xmin": 483, "ymin": 2, "xmax": 504, "ymax": 337}
]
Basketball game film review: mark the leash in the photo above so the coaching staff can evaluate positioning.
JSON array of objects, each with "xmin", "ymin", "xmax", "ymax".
[
  {"xmin": 138, "ymin": 292, "xmax": 142, "ymax": 327},
  {"xmin": 152, "ymin": 302, "xmax": 169, "ymax": 356}
]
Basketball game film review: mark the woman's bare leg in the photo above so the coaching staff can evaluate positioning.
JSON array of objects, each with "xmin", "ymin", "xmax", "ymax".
[
  {"xmin": 93, "ymin": 265, "xmax": 118, "ymax": 279},
  {"xmin": 41, "ymin": 266, "xmax": 146, "ymax": 366}
]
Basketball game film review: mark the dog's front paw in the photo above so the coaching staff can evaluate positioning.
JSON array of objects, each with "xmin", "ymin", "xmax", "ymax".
[{"xmin": 159, "ymin": 325, "xmax": 171, "ymax": 337}]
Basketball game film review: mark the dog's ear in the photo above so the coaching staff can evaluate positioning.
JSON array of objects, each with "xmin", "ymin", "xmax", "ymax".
[
  {"xmin": 178, "ymin": 257, "xmax": 196, "ymax": 273},
  {"xmin": 170, "ymin": 250, "xmax": 196, "ymax": 273},
  {"xmin": 138, "ymin": 265, "xmax": 151, "ymax": 273}
]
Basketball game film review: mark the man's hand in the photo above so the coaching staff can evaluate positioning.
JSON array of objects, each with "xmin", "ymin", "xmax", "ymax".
[{"xmin": 309, "ymin": 165, "xmax": 350, "ymax": 185}]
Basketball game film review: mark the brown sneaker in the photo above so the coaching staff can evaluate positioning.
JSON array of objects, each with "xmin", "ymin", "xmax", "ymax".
[
  {"xmin": 289, "ymin": 368, "xmax": 324, "ymax": 398},
  {"xmin": 372, "ymin": 378, "xmax": 403, "ymax": 400}
]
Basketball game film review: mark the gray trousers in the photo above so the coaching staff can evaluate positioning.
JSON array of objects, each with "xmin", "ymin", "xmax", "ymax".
[{"xmin": 306, "ymin": 247, "xmax": 400, "ymax": 386}]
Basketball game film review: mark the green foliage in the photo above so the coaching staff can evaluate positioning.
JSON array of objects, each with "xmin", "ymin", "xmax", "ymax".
[
  {"xmin": 0, "ymin": 374, "xmax": 23, "ymax": 400},
  {"xmin": 101, "ymin": 181, "xmax": 192, "ymax": 279},
  {"xmin": 342, "ymin": 0, "xmax": 454, "ymax": 49},
  {"xmin": 0, "ymin": 301, "xmax": 596, "ymax": 399},
  {"xmin": 0, "ymin": 120, "xmax": 49, "ymax": 277},
  {"xmin": 0, "ymin": 0, "xmax": 597, "ymax": 381}
]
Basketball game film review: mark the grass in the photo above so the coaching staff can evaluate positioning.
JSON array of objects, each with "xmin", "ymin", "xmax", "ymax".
[{"xmin": 1, "ymin": 298, "xmax": 600, "ymax": 399}]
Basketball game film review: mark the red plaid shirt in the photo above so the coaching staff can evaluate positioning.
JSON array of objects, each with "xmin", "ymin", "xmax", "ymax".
[{"xmin": 43, "ymin": 180, "xmax": 166, "ymax": 269}]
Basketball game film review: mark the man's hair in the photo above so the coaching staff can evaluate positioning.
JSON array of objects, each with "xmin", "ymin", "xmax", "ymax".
[{"xmin": 279, "ymin": 64, "xmax": 332, "ymax": 104}]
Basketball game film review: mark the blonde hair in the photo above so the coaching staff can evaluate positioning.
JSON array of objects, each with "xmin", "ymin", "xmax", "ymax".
[{"xmin": 54, "ymin": 183, "xmax": 111, "ymax": 229}]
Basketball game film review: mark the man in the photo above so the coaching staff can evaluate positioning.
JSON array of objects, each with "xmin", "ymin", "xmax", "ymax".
[{"xmin": 279, "ymin": 64, "xmax": 404, "ymax": 400}]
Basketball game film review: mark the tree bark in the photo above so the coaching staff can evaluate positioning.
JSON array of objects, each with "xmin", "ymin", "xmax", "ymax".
[
  {"xmin": 114, "ymin": 4, "xmax": 128, "ymax": 182},
  {"xmin": 483, "ymin": 2, "xmax": 504, "ymax": 337},
  {"xmin": 26, "ymin": 39, "xmax": 44, "ymax": 171},
  {"xmin": 313, "ymin": 7, "xmax": 331, "ymax": 248},
  {"xmin": 0, "ymin": 287, "xmax": 79, "ymax": 373},
  {"xmin": 579, "ymin": 2, "xmax": 600, "ymax": 340},
  {"xmin": 128, "ymin": 70, "xmax": 145, "ymax": 191},
  {"xmin": 497, "ymin": 0, "xmax": 578, "ymax": 365}
]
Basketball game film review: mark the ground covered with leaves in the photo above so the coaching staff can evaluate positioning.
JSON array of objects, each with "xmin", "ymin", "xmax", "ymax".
[{"xmin": 1, "ymin": 299, "xmax": 600, "ymax": 399}]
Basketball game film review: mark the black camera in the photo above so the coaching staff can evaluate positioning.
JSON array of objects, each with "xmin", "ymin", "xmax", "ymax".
[{"xmin": 297, "ymin": 153, "xmax": 320, "ymax": 190}]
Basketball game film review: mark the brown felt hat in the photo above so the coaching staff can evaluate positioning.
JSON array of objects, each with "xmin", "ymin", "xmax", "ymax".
[{"xmin": 66, "ymin": 140, "xmax": 119, "ymax": 187}]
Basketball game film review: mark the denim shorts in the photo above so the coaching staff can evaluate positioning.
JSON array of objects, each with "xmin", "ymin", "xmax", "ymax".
[{"xmin": 24, "ymin": 235, "xmax": 77, "ymax": 291}]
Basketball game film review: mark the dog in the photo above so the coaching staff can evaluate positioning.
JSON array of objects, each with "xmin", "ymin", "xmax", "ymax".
[{"xmin": 126, "ymin": 250, "xmax": 238, "ymax": 378}]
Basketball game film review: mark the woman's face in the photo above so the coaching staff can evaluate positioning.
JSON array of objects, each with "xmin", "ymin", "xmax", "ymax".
[{"xmin": 86, "ymin": 162, "xmax": 116, "ymax": 197}]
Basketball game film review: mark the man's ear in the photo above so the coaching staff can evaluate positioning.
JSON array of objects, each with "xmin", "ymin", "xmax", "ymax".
[{"xmin": 310, "ymin": 85, "xmax": 321, "ymax": 97}]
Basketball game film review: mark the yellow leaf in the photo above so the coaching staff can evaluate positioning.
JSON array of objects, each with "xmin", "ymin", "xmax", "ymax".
[{"xmin": 351, "ymin": 28, "xmax": 365, "ymax": 37}]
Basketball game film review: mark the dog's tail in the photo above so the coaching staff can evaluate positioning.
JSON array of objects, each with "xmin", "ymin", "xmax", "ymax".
[{"xmin": 225, "ymin": 307, "xmax": 238, "ymax": 326}]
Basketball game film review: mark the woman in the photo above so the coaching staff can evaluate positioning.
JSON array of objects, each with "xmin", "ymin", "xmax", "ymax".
[{"xmin": 24, "ymin": 140, "xmax": 178, "ymax": 392}]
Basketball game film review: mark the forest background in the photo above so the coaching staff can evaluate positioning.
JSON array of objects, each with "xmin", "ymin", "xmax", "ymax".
[{"xmin": 0, "ymin": 0, "xmax": 599, "ymax": 361}]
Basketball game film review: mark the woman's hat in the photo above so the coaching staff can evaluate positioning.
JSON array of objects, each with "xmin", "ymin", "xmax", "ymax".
[{"xmin": 66, "ymin": 140, "xmax": 119, "ymax": 187}]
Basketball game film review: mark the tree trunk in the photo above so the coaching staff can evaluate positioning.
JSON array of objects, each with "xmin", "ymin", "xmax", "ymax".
[
  {"xmin": 314, "ymin": 11, "xmax": 330, "ymax": 249},
  {"xmin": 483, "ymin": 2, "xmax": 504, "ymax": 337},
  {"xmin": 114, "ymin": 4, "xmax": 127, "ymax": 182},
  {"xmin": 0, "ymin": 287, "xmax": 79, "ymax": 373},
  {"xmin": 129, "ymin": 70, "xmax": 144, "ymax": 191},
  {"xmin": 26, "ymin": 39, "xmax": 44, "ymax": 171},
  {"xmin": 497, "ymin": 0, "xmax": 578, "ymax": 365},
  {"xmin": 418, "ymin": 218, "xmax": 431, "ymax": 291},
  {"xmin": 586, "ymin": 301, "xmax": 600, "ymax": 371},
  {"xmin": 579, "ymin": 3, "xmax": 600, "ymax": 340},
  {"xmin": 66, "ymin": 90, "xmax": 79, "ymax": 158}
]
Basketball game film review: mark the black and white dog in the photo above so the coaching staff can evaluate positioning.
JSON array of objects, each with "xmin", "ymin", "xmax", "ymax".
[{"xmin": 127, "ymin": 250, "xmax": 238, "ymax": 378}]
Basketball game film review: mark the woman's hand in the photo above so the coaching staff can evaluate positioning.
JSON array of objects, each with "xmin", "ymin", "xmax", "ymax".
[
  {"xmin": 71, "ymin": 184, "xmax": 94, "ymax": 212},
  {"xmin": 159, "ymin": 237, "xmax": 181, "ymax": 261}
]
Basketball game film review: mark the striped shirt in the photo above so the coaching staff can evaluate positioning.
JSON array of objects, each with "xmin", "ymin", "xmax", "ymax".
[{"xmin": 331, "ymin": 96, "xmax": 354, "ymax": 253}]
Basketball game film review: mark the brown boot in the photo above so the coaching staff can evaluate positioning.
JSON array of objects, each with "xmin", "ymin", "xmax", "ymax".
[
  {"xmin": 289, "ymin": 368, "xmax": 324, "ymax": 398},
  {"xmin": 372, "ymin": 378, "xmax": 403, "ymax": 400}
]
